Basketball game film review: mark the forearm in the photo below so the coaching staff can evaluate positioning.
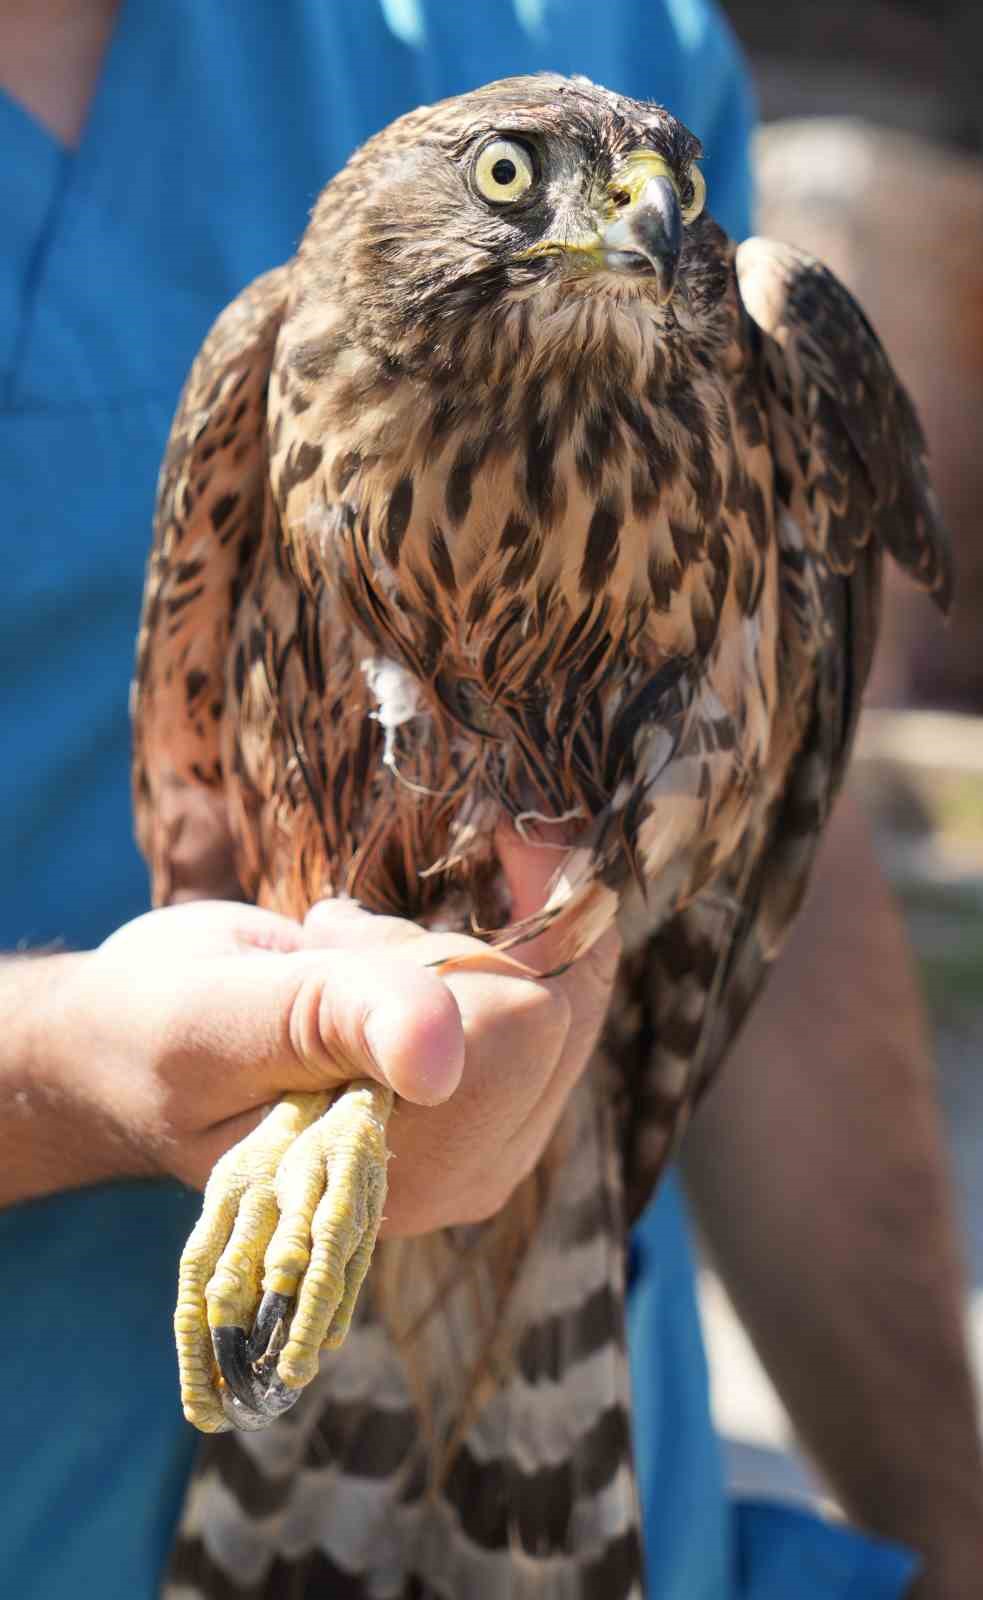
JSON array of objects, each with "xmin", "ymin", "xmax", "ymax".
[
  {"xmin": 0, "ymin": 952, "xmax": 147, "ymax": 1206},
  {"xmin": 682, "ymin": 794, "xmax": 983, "ymax": 1594}
]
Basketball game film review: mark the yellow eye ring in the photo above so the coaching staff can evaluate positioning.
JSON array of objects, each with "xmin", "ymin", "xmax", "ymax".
[
  {"xmin": 681, "ymin": 164, "xmax": 706, "ymax": 224},
  {"xmin": 472, "ymin": 139, "xmax": 536, "ymax": 204}
]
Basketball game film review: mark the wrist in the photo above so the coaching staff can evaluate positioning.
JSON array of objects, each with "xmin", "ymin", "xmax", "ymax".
[
  {"xmin": 904, "ymin": 1496, "xmax": 983, "ymax": 1600},
  {"xmin": 0, "ymin": 951, "xmax": 152, "ymax": 1204},
  {"xmin": 0, "ymin": 948, "xmax": 81, "ymax": 1092}
]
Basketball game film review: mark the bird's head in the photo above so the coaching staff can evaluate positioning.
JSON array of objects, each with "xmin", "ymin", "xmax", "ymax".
[{"xmin": 301, "ymin": 75, "xmax": 731, "ymax": 364}]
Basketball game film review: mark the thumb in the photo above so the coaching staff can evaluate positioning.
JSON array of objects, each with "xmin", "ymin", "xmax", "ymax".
[{"xmin": 181, "ymin": 944, "xmax": 466, "ymax": 1123}]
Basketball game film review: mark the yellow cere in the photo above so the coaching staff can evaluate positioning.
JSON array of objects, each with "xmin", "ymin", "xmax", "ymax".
[{"xmin": 609, "ymin": 150, "xmax": 706, "ymax": 224}]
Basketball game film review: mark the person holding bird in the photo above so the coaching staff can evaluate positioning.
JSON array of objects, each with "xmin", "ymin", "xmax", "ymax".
[{"xmin": 1, "ymin": 4, "xmax": 981, "ymax": 1598}]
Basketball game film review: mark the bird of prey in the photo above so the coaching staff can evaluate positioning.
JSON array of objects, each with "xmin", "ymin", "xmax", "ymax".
[{"xmin": 133, "ymin": 74, "xmax": 949, "ymax": 1599}]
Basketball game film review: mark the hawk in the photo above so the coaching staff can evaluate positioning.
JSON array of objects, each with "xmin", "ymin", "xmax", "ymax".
[{"xmin": 133, "ymin": 74, "xmax": 948, "ymax": 1599}]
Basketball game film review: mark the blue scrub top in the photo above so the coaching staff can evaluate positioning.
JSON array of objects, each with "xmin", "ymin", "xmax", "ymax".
[{"xmin": 0, "ymin": 4, "xmax": 914, "ymax": 1597}]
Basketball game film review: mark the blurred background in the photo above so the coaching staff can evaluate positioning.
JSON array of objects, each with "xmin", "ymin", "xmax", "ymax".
[{"xmin": 699, "ymin": 0, "xmax": 983, "ymax": 1504}]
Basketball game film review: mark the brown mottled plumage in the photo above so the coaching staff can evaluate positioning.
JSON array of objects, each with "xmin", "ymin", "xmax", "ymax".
[{"xmin": 133, "ymin": 75, "xmax": 949, "ymax": 1599}]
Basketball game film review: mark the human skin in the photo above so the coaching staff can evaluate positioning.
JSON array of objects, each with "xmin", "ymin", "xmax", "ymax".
[{"xmin": 0, "ymin": 835, "xmax": 620, "ymax": 1235}]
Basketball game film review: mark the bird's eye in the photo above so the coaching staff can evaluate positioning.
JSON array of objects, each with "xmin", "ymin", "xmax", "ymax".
[
  {"xmin": 472, "ymin": 139, "xmax": 536, "ymax": 204},
  {"xmin": 680, "ymin": 164, "xmax": 706, "ymax": 224}
]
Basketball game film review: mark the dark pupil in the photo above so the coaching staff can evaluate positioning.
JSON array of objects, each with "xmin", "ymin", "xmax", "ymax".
[{"xmin": 491, "ymin": 157, "xmax": 517, "ymax": 186}]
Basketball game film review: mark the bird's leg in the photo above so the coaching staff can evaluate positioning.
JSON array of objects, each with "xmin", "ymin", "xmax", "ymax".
[{"xmin": 175, "ymin": 1082, "xmax": 393, "ymax": 1432}]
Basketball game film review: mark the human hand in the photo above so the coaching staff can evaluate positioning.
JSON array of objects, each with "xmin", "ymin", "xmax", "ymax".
[
  {"xmin": 33, "ymin": 834, "xmax": 618, "ymax": 1233},
  {"xmin": 302, "ymin": 829, "xmax": 622, "ymax": 1235}
]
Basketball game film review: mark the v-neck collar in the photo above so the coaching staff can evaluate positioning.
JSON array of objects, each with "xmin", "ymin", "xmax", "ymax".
[
  {"xmin": 0, "ymin": 89, "xmax": 68, "ymax": 390},
  {"xmin": 0, "ymin": 0, "xmax": 189, "ymax": 404},
  {"xmin": 45, "ymin": 0, "xmax": 154, "ymax": 224},
  {"xmin": 0, "ymin": 0, "xmax": 137, "ymax": 397},
  {"xmin": 0, "ymin": 0, "xmax": 132, "ymax": 159}
]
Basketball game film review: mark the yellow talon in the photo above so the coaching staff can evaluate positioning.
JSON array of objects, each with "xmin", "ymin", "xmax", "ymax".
[
  {"xmin": 275, "ymin": 1081, "xmax": 392, "ymax": 1388},
  {"xmin": 174, "ymin": 1082, "xmax": 393, "ymax": 1432}
]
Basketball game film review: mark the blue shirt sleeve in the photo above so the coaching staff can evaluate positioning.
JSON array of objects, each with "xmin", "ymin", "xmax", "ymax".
[{"xmin": 734, "ymin": 1501, "xmax": 921, "ymax": 1600}]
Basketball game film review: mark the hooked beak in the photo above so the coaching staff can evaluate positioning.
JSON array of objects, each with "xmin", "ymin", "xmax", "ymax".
[
  {"xmin": 514, "ymin": 153, "xmax": 685, "ymax": 304},
  {"xmin": 601, "ymin": 174, "xmax": 682, "ymax": 305}
]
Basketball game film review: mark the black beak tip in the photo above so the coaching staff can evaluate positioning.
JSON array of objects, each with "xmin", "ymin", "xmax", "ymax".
[{"xmin": 629, "ymin": 175, "xmax": 683, "ymax": 301}]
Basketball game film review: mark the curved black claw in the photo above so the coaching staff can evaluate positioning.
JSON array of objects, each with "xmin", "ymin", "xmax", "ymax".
[{"xmin": 211, "ymin": 1292, "xmax": 302, "ymax": 1430}]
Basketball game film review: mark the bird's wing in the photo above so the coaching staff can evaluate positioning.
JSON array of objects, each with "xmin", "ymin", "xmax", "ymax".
[
  {"xmin": 735, "ymin": 235, "xmax": 951, "ymax": 609},
  {"xmin": 621, "ymin": 238, "xmax": 950, "ymax": 1216},
  {"xmin": 132, "ymin": 267, "xmax": 289, "ymax": 904}
]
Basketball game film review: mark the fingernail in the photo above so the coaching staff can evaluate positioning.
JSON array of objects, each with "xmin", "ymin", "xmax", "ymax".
[
  {"xmin": 362, "ymin": 994, "xmax": 462, "ymax": 1105},
  {"xmin": 306, "ymin": 895, "xmax": 366, "ymax": 920},
  {"xmin": 303, "ymin": 897, "xmax": 375, "ymax": 943}
]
